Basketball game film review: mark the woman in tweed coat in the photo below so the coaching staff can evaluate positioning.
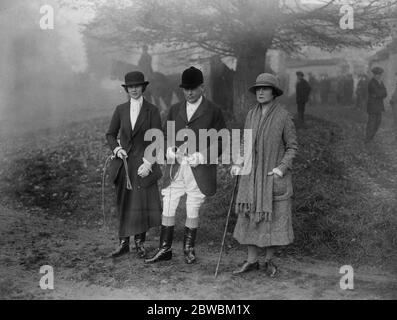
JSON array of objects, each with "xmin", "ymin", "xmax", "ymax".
[{"xmin": 230, "ymin": 73, "xmax": 298, "ymax": 276}]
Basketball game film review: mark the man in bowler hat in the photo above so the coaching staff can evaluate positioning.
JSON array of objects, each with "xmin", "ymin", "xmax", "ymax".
[
  {"xmin": 145, "ymin": 66, "xmax": 227, "ymax": 264},
  {"xmin": 365, "ymin": 66, "xmax": 388, "ymax": 143}
]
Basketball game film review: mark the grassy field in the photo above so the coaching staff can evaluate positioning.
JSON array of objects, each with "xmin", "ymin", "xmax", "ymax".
[{"xmin": 1, "ymin": 103, "xmax": 396, "ymax": 272}]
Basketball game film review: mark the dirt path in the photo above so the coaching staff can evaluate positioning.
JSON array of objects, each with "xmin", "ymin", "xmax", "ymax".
[{"xmin": 0, "ymin": 203, "xmax": 396, "ymax": 300}]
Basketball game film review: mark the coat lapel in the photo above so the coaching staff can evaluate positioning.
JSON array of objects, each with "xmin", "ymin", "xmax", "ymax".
[
  {"xmin": 123, "ymin": 102, "xmax": 133, "ymax": 140},
  {"xmin": 185, "ymin": 96, "xmax": 209, "ymax": 124},
  {"xmin": 177, "ymin": 101, "xmax": 188, "ymax": 124}
]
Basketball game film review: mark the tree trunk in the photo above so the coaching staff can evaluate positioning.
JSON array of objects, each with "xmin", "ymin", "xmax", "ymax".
[
  {"xmin": 233, "ymin": 45, "xmax": 268, "ymax": 122},
  {"xmin": 231, "ymin": 0, "xmax": 279, "ymax": 121}
]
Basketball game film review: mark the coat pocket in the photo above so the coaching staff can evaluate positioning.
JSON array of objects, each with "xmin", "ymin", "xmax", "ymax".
[
  {"xmin": 273, "ymin": 174, "xmax": 287, "ymax": 196},
  {"xmin": 138, "ymin": 162, "xmax": 163, "ymax": 188},
  {"xmin": 273, "ymin": 173, "xmax": 293, "ymax": 201}
]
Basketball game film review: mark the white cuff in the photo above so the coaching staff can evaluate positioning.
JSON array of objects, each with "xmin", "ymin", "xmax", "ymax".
[
  {"xmin": 166, "ymin": 146, "xmax": 177, "ymax": 160},
  {"xmin": 142, "ymin": 158, "xmax": 153, "ymax": 172},
  {"xmin": 273, "ymin": 168, "xmax": 283, "ymax": 177},
  {"xmin": 196, "ymin": 152, "xmax": 206, "ymax": 165},
  {"xmin": 234, "ymin": 155, "xmax": 244, "ymax": 166},
  {"xmin": 113, "ymin": 146, "xmax": 123, "ymax": 155}
]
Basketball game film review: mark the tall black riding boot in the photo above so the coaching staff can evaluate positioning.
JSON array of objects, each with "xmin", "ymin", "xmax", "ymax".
[
  {"xmin": 111, "ymin": 237, "xmax": 130, "ymax": 258},
  {"xmin": 134, "ymin": 232, "xmax": 147, "ymax": 259},
  {"xmin": 183, "ymin": 227, "xmax": 197, "ymax": 264},
  {"xmin": 144, "ymin": 226, "xmax": 174, "ymax": 264}
]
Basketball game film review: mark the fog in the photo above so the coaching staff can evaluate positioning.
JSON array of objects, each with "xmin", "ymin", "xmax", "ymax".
[
  {"xmin": 0, "ymin": 0, "xmax": 120, "ymax": 138},
  {"xmin": 0, "ymin": 0, "xmax": 217, "ymax": 140},
  {"xmin": 0, "ymin": 0, "xmax": 395, "ymax": 139}
]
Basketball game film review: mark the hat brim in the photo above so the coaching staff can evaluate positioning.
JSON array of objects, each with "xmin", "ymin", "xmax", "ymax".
[
  {"xmin": 249, "ymin": 84, "xmax": 283, "ymax": 97},
  {"xmin": 122, "ymin": 81, "xmax": 149, "ymax": 87},
  {"xmin": 179, "ymin": 82, "xmax": 203, "ymax": 89}
]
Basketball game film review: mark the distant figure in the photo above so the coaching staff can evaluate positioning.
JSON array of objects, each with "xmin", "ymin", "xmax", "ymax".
[
  {"xmin": 365, "ymin": 67, "xmax": 387, "ymax": 143},
  {"xmin": 308, "ymin": 73, "xmax": 319, "ymax": 104},
  {"xmin": 328, "ymin": 76, "xmax": 338, "ymax": 105},
  {"xmin": 319, "ymin": 74, "xmax": 331, "ymax": 105},
  {"xmin": 295, "ymin": 71, "xmax": 311, "ymax": 125},
  {"xmin": 344, "ymin": 74, "xmax": 354, "ymax": 105},
  {"xmin": 390, "ymin": 78, "xmax": 397, "ymax": 142},
  {"xmin": 355, "ymin": 74, "xmax": 369, "ymax": 110},
  {"xmin": 209, "ymin": 55, "xmax": 235, "ymax": 120},
  {"xmin": 336, "ymin": 74, "xmax": 345, "ymax": 105},
  {"xmin": 138, "ymin": 45, "xmax": 154, "ymax": 79}
]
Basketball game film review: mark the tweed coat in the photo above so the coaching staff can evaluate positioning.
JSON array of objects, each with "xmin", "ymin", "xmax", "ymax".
[
  {"xmin": 106, "ymin": 99, "xmax": 162, "ymax": 237},
  {"xmin": 233, "ymin": 104, "xmax": 298, "ymax": 247}
]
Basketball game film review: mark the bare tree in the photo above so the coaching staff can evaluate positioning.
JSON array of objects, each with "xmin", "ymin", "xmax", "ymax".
[{"xmin": 82, "ymin": 0, "xmax": 397, "ymax": 117}]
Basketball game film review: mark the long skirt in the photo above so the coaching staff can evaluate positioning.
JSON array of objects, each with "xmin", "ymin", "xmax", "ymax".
[
  {"xmin": 115, "ymin": 158, "xmax": 162, "ymax": 238},
  {"xmin": 233, "ymin": 199, "xmax": 294, "ymax": 248}
]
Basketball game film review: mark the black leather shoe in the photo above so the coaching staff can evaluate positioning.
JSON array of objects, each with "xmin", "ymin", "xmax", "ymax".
[
  {"xmin": 134, "ymin": 232, "xmax": 146, "ymax": 259},
  {"xmin": 111, "ymin": 237, "xmax": 130, "ymax": 258},
  {"xmin": 145, "ymin": 247, "xmax": 172, "ymax": 263},
  {"xmin": 183, "ymin": 227, "xmax": 197, "ymax": 264},
  {"xmin": 264, "ymin": 260, "xmax": 279, "ymax": 277},
  {"xmin": 144, "ymin": 226, "xmax": 174, "ymax": 264},
  {"xmin": 232, "ymin": 261, "xmax": 259, "ymax": 275}
]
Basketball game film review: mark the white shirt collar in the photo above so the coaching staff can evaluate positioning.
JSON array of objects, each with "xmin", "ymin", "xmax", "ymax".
[
  {"xmin": 130, "ymin": 96, "xmax": 143, "ymax": 107},
  {"xmin": 186, "ymin": 95, "xmax": 203, "ymax": 108}
]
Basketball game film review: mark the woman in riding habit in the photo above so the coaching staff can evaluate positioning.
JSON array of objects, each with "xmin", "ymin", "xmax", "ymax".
[{"xmin": 106, "ymin": 71, "xmax": 162, "ymax": 259}]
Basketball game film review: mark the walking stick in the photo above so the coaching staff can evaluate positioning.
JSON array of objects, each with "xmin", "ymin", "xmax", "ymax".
[
  {"xmin": 101, "ymin": 154, "xmax": 113, "ymax": 230},
  {"xmin": 121, "ymin": 154, "xmax": 133, "ymax": 190},
  {"xmin": 214, "ymin": 175, "xmax": 239, "ymax": 278}
]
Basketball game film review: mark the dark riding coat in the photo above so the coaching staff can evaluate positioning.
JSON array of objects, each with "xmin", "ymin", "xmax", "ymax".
[
  {"xmin": 367, "ymin": 78, "xmax": 387, "ymax": 114},
  {"xmin": 106, "ymin": 99, "xmax": 162, "ymax": 237},
  {"xmin": 162, "ymin": 97, "xmax": 227, "ymax": 197},
  {"xmin": 296, "ymin": 79, "xmax": 311, "ymax": 104}
]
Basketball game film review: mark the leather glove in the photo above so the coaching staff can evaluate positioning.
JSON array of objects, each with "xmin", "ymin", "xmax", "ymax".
[
  {"xmin": 115, "ymin": 148, "xmax": 128, "ymax": 159},
  {"xmin": 187, "ymin": 152, "xmax": 205, "ymax": 168},
  {"xmin": 166, "ymin": 147, "xmax": 178, "ymax": 161},
  {"xmin": 138, "ymin": 158, "xmax": 152, "ymax": 178},
  {"xmin": 267, "ymin": 168, "xmax": 283, "ymax": 177},
  {"xmin": 230, "ymin": 164, "xmax": 242, "ymax": 176}
]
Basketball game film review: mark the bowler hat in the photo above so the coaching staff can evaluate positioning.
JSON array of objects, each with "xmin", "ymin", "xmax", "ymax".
[
  {"xmin": 249, "ymin": 73, "xmax": 283, "ymax": 97},
  {"xmin": 296, "ymin": 71, "xmax": 304, "ymax": 77},
  {"xmin": 371, "ymin": 67, "xmax": 384, "ymax": 75},
  {"xmin": 179, "ymin": 67, "xmax": 204, "ymax": 89},
  {"xmin": 121, "ymin": 71, "xmax": 149, "ymax": 88}
]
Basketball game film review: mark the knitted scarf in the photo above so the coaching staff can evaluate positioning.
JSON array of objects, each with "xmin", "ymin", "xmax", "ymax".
[{"xmin": 235, "ymin": 100, "xmax": 283, "ymax": 223}]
